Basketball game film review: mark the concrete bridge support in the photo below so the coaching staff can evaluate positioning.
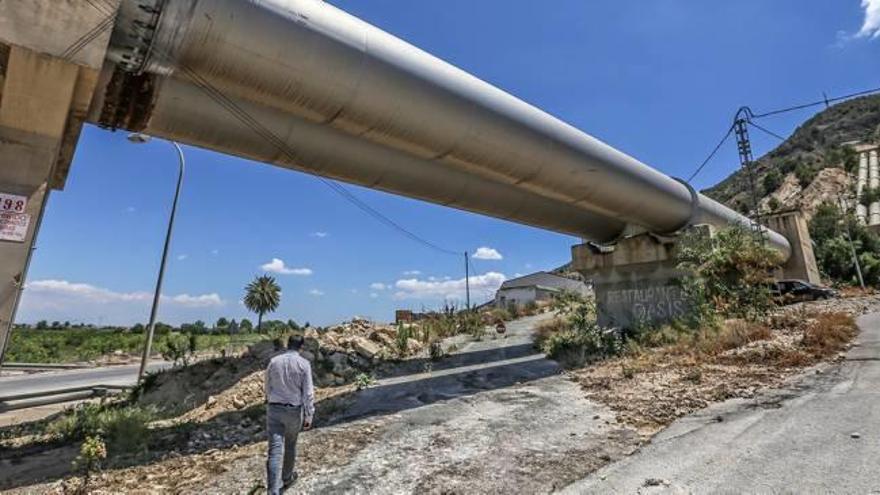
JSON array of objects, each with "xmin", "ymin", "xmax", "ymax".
[
  {"xmin": 0, "ymin": 2, "xmax": 117, "ymax": 363},
  {"xmin": 572, "ymin": 213, "xmax": 820, "ymax": 330},
  {"xmin": 572, "ymin": 232, "xmax": 693, "ymax": 330}
]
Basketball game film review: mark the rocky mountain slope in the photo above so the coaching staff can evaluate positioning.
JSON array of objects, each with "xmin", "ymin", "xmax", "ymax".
[{"xmin": 704, "ymin": 94, "xmax": 880, "ymax": 218}]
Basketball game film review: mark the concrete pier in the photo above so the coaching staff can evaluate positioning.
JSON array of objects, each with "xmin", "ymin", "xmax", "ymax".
[
  {"xmin": 571, "ymin": 232, "xmax": 694, "ymax": 329},
  {"xmin": 0, "ymin": 1, "xmax": 117, "ymax": 362},
  {"xmin": 572, "ymin": 213, "xmax": 820, "ymax": 329},
  {"xmin": 763, "ymin": 211, "xmax": 821, "ymax": 284}
]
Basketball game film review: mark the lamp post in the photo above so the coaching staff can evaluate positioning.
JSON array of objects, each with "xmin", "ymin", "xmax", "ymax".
[{"xmin": 128, "ymin": 133, "xmax": 185, "ymax": 382}]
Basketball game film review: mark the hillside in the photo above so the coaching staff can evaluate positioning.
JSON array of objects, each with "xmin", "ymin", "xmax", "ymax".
[{"xmin": 704, "ymin": 94, "xmax": 880, "ymax": 217}]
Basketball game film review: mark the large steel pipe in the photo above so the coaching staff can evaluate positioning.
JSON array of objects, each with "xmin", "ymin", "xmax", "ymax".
[
  {"xmin": 89, "ymin": 73, "xmax": 628, "ymax": 241},
  {"xmin": 96, "ymin": 0, "xmax": 791, "ymax": 258}
]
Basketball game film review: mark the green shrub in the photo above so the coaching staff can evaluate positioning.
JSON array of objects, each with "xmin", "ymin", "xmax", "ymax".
[
  {"xmin": 395, "ymin": 323, "xmax": 413, "ymax": 357},
  {"xmin": 810, "ymin": 202, "xmax": 880, "ymax": 287},
  {"xmin": 72, "ymin": 435, "xmax": 107, "ymax": 495},
  {"xmin": 539, "ymin": 323, "xmax": 621, "ymax": 369},
  {"xmin": 677, "ymin": 225, "xmax": 781, "ymax": 324},
  {"xmin": 354, "ymin": 373, "xmax": 375, "ymax": 391},
  {"xmin": 795, "ymin": 163, "xmax": 817, "ymax": 188},
  {"xmin": 762, "ymin": 169, "xmax": 783, "ymax": 195},
  {"xmin": 160, "ymin": 333, "xmax": 194, "ymax": 366},
  {"xmin": 47, "ymin": 403, "xmax": 155, "ymax": 456},
  {"xmin": 538, "ymin": 294, "xmax": 621, "ymax": 368},
  {"xmin": 524, "ymin": 300, "xmax": 539, "ymax": 316},
  {"xmin": 429, "ymin": 341, "xmax": 445, "ymax": 361}
]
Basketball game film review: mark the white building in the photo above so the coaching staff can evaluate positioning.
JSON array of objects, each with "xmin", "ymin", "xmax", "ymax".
[
  {"xmin": 495, "ymin": 272, "xmax": 592, "ymax": 309},
  {"xmin": 853, "ymin": 142, "xmax": 880, "ymax": 228}
]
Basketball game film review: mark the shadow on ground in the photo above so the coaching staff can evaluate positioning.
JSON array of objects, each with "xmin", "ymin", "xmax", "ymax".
[{"xmin": 0, "ymin": 339, "xmax": 557, "ymax": 491}]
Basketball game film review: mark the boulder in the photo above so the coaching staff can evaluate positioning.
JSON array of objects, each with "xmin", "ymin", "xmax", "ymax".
[
  {"xmin": 369, "ymin": 329, "xmax": 396, "ymax": 349},
  {"xmin": 327, "ymin": 352, "xmax": 353, "ymax": 376},
  {"xmin": 352, "ymin": 337, "xmax": 382, "ymax": 359}
]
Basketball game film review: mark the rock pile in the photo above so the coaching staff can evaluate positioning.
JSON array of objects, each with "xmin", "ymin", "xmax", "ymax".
[
  {"xmin": 305, "ymin": 318, "xmax": 423, "ymax": 387},
  {"xmin": 250, "ymin": 318, "xmax": 424, "ymax": 387}
]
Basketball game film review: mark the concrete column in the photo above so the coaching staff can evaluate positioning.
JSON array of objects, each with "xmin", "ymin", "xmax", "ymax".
[
  {"xmin": 0, "ymin": 0, "xmax": 118, "ymax": 364},
  {"xmin": 857, "ymin": 151, "xmax": 868, "ymax": 224},
  {"xmin": 571, "ymin": 232, "xmax": 691, "ymax": 329},
  {"xmin": 870, "ymin": 149, "xmax": 879, "ymax": 226},
  {"xmin": 0, "ymin": 47, "xmax": 82, "ymax": 363},
  {"xmin": 764, "ymin": 211, "xmax": 821, "ymax": 284},
  {"xmin": 571, "ymin": 212, "xmax": 819, "ymax": 329}
]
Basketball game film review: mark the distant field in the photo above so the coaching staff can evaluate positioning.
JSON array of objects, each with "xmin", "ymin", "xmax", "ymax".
[{"xmin": 5, "ymin": 329, "xmax": 268, "ymax": 364}]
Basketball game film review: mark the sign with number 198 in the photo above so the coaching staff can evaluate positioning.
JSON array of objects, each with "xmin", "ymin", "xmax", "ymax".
[{"xmin": 0, "ymin": 193, "xmax": 27, "ymax": 213}]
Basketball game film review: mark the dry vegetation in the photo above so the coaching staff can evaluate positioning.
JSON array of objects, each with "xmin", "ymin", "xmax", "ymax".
[{"xmin": 569, "ymin": 308, "xmax": 859, "ymax": 434}]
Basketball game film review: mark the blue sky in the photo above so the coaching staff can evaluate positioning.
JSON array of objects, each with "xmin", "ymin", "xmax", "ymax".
[{"xmin": 17, "ymin": 0, "xmax": 880, "ymax": 327}]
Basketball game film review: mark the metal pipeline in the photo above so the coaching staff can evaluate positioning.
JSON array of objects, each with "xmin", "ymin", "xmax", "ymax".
[{"xmin": 91, "ymin": 0, "xmax": 791, "ymax": 258}]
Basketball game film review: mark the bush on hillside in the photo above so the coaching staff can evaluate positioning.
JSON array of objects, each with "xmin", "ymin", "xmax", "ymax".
[
  {"xmin": 677, "ymin": 225, "xmax": 781, "ymax": 325},
  {"xmin": 810, "ymin": 202, "xmax": 880, "ymax": 287},
  {"xmin": 46, "ymin": 402, "xmax": 155, "ymax": 456}
]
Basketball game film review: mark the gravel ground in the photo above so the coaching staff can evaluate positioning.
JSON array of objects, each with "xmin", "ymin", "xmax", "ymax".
[{"xmin": 6, "ymin": 297, "xmax": 876, "ymax": 494}]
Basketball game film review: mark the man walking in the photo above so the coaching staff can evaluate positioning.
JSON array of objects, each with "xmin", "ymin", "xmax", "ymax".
[{"xmin": 265, "ymin": 335, "xmax": 315, "ymax": 494}]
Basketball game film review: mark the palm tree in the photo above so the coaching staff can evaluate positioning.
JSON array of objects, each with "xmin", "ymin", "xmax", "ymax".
[{"xmin": 244, "ymin": 275, "xmax": 281, "ymax": 333}]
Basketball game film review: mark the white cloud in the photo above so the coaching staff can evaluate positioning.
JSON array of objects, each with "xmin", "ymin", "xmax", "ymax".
[
  {"xmin": 261, "ymin": 258, "xmax": 313, "ymax": 276},
  {"xmin": 310, "ymin": 232, "xmax": 329, "ymax": 238},
  {"xmin": 370, "ymin": 292, "xmax": 379, "ymax": 299},
  {"xmin": 393, "ymin": 272, "xmax": 506, "ymax": 300},
  {"xmin": 472, "ymin": 247, "xmax": 503, "ymax": 260},
  {"xmin": 18, "ymin": 279, "xmax": 226, "ymax": 326},
  {"xmin": 370, "ymin": 282, "xmax": 389, "ymax": 291},
  {"xmin": 177, "ymin": 254, "xmax": 188, "ymax": 261},
  {"xmin": 24, "ymin": 280, "xmax": 225, "ymax": 308},
  {"xmin": 167, "ymin": 293, "xmax": 225, "ymax": 308},
  {"xmin": 403, "ymin": 270, "xmax": 421, "ymax": 276},
  {"xmin": 308, "ymin": 289, "xmax": 325, "ymax": 297},
  {"xmin": 857, "ymin": 0, "xmax": 880, "ymax": 38}
]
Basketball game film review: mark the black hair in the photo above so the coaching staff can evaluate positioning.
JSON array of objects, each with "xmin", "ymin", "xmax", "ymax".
[{"xmin": 288, "ymin": 335, "xmax": 305, "ymax": 350}]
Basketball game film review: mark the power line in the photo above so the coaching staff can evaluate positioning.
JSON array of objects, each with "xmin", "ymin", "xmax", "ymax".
[
  {"xmin": 59, "ymin": 8, "xmax": 117, "ymax": 62},
  {"xmin": 80, "ymin": 0, "xmax": 460, "ymax": 257},
  {"xmin": 687, "ymin": 123, "xmax": 735, "ymax": 183},
  {"xmin": 751, "ymin": 86, "xmax": 880, "ymax": 119},
  {"xmin": 747, "ymin": 121, "xmax": 786, "ymax": 141},
  {"xmin": 687, "ymin": 83, "xmax": 880, "ymax": 182}
]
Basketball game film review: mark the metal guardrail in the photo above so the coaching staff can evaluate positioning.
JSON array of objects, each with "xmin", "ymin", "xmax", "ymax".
[
  {"xmin": 0, "ymin": 384, "xmax": 130, "ymax": 412},
  {"xmin": 1, "ymin": 362, "xmax": 94, "ymax": 371}
]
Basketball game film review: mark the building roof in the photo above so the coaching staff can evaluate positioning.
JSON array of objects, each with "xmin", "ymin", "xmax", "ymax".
[{"xmin": 498, "ymin": 272, "xmax": 588, "ymax": 292}]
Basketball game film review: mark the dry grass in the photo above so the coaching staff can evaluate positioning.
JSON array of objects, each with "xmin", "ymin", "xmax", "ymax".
[
  {"xmin": 802, "ymin": 311, "xmax": 858, "ymax": 356},
  {"xmin": 534, "ymin": 317, "xmax": 567, "ymax": 351},
  {"xmin": 570, "ymin": 310, "xmax": 860, "ymax": 433}
]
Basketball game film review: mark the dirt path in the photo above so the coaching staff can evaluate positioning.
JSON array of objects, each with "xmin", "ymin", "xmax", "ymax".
[{"xmin": 193, "ymin": 314, "xmax": 642, "ymax": 494}]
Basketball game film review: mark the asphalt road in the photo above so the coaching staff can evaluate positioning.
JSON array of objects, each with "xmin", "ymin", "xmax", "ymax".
[
  {"xmin": 0, "ymin": 361, "xmax": 169, "ymax": 398},
  {"xmin": 196, "ymin": 313, "xmax": 642, "ymax": 494},
  {"xmin": 564, "ymin": 312, "xmax": 880, "ymax": 494}
]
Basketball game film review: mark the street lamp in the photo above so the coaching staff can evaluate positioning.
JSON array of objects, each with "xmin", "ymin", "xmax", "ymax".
[{"xmin": 127, "ymin": 133, "xmax": 185, "ymax": 382}]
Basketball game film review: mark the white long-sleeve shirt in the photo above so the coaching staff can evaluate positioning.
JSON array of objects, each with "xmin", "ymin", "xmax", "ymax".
[{"xmin": 265, "ymin": 350, "xmax": 315, "ymax": 422}]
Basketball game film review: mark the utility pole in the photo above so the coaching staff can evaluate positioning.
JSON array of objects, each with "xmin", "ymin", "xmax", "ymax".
[
  {"xmin": 733, "ymin": 107, "xmax": 766, "ymax": 243},
  {"xmin": 464, "ymin": 251, "xmax": 471, "ymax": 311},
  {"xmin": 838, "ymin": 194, "xmax": 866, "ymax": 290}
]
